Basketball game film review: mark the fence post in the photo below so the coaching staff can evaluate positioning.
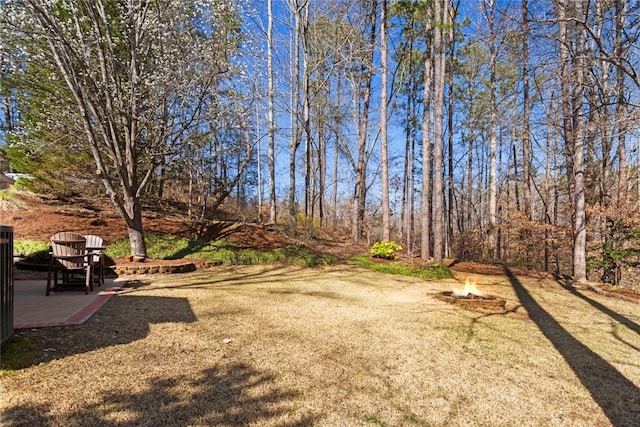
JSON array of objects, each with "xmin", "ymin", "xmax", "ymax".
[{"xmin": 1, "ymin": 224, "xmax": 14, "ymax": 347}]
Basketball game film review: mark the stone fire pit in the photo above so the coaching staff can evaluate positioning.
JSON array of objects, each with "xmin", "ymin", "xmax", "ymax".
[
  {"xmin": 436, "ymin": 291, "xmax": 506, "ymax": 311},
  {"xmin": 436, "ymin": 279, "xmax": 507, "ymax": 312}
]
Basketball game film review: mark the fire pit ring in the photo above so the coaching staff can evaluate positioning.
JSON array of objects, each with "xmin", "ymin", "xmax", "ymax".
[{"xmin": 436, "ymin": 291, "xmax": 507, "ymax": 312}]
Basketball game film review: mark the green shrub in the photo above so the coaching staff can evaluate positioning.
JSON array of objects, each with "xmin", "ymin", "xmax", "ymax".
[
  {"xmin": 14, "ymin": 239, "xmax": 50, "ymax": 263},
  {"xmin": 370, "ymin": 241, "xmax": 403, "ymax": 260}
]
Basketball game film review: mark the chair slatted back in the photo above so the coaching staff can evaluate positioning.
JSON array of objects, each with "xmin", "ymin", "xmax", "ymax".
[
  {"xmin": 83, "ymin": 235, "xmax": 104, "ymax": 262},
  {"xmin": 50, "ymin": 232, "xmax": 87, "ymax": 270}
]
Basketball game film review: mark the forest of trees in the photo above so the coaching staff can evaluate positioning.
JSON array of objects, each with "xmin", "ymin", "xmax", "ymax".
[{"xmin": 1, "ymin": 0, "xmax": 639, "ymax": 285}]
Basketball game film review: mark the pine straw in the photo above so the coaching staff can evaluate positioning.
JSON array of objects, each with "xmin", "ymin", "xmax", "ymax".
[{"xmin": 2, "ymin": 265, "xmax": 639, "ymax": 426}]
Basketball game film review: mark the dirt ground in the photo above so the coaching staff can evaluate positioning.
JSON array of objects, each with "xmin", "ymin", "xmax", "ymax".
[{"xmin": 0, "ymin": 192, "xmax": 291, "ymax": 250}]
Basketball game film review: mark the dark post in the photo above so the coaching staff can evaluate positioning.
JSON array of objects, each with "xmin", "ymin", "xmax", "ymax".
[{"xmin": 0, "ymin": 224, "xmax": 14, "ymax": 347}]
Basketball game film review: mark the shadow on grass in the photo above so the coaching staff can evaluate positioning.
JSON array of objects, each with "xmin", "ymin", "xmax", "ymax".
[
  {"xmin": 7, "ymin": 294, "xmax": 197, "ymax": 370},
  {"xmin": 504, "ymin": 266, "xmax": 640, "ymax": 427},
  {"xmin": 77, "ymin": 294, "xmax": 197, "ymax": 352},
  {"xmin": 557, "ymin": 279, "xmax": 640, "ymax": 337},
  {"xmin": 130, "ymin": 264, "xmax": 305, "ymax": 292},
  {"xmin": 2, "ymin": 363, "xmax": 313, "ymax": 427},
  {"xmin": 165, "ymin": 238, "xmax": 213, "ymax": 261}
]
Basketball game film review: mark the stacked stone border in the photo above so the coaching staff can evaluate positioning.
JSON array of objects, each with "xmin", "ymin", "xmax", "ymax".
[{"xmin": 110, "ymin": 261, "xmax": 222, "ymax": 276}]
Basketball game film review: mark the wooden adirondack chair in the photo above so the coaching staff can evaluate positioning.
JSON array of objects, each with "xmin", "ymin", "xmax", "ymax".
[
  {"xmin": 83, "ymin": 234, "xmax": 105, "ymax": 286},
  {"xmin": 46, "ymin": 232, "xmax": 93, "ymax": 295}
]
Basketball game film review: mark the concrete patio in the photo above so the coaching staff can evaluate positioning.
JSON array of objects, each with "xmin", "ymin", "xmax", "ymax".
[{"xmin": 12, "ymin": 278, "xmax": 127, "ymax": 329}]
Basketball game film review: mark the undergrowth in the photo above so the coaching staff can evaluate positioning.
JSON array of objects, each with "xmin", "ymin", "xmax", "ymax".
[
  {"xmin": 15, "ymin": 234, "xmax": 335, "ymax": 267},
  {"xmin": 350, "ymin": 254, "xmax": 453, "ymax": 280},
  {"xmin": 105, "ymin": 234, "xmax": 336, "ymax": 267},
  {"xmin": 13, "ymin": 240, "xmax": 50, "ymax": 263}
]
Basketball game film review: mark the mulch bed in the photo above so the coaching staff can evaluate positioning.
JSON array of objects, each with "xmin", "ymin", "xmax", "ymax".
[{"xmin": 589, "ymin": 284, "xmax": 640, "ymax": 304}]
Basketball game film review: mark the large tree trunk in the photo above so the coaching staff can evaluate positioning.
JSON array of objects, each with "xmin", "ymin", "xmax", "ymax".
[
  {"xmin": 123, "ymin": 195, "xmax": 147, "ymax": 257},
  {"xmin": 432, "ymin": 0, "xmax": 447, "ymax": 262},
  {"xmin": 288, "ymin": 1, "xmax": 306, "ymax": 225},
  {"xmin": 350, "ymin": 0, "xmax": 377, "ymax": 245},
  {"xmin": 267, "ymin": 0, "xmax": 277, "ymax": 223},
  {"xmin": 446, "ymin": 3, "xmax": 457, "ymax": 258},
  {"xmin": 420, "ymin": 2, "xmax": 433, "ymax": 260},
  {"xmin": 485, "ymin": 1, "xmax": 498, "ymax": 261},
  {"xmin": 301, "ymin": 5, "xmax": 312, "ymax": 231},
  {"xmin": 614, "ymin": 0, "xmax": 628, "ymax": 210},
  {"xmin": 572, "ymin": 3, "xmax": 588, "ymax": 284},
  {"xmin": 380, "ymin": 0, "xmax": 390, "ymax": 242},
  {"xmin": 522, "ymin": 0, "xmax": 532, "ymax": 220},
  {"xmin": 559, "ymin": 0, "xmax": 587, "ymax": 283}
]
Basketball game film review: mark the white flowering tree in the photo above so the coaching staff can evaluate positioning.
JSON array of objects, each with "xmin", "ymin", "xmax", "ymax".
[{"xmin": 4, "ymin": 0, "xmax": 245, "ymax": 257}]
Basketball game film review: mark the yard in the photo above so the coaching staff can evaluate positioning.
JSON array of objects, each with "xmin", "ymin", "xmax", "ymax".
[{"xmin": 1, "ymin": 264, "xmax": 639, "ymax": 426}]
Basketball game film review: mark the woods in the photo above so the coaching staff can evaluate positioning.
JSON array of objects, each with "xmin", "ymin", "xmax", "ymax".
[{"xmin": 1, "ymin": 0, "xmax": 639, "ymax": 285}]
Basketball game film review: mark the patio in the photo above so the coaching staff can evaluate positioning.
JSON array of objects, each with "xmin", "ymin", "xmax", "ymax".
[{"xmin": 12, "ymin": 278, "xmax": 127, "ymax": 329}]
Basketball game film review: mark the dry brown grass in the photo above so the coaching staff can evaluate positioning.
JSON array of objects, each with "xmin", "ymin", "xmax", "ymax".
[{"xmin": 2, "ymin": 265, "xmax": 639, "ymax": 426}]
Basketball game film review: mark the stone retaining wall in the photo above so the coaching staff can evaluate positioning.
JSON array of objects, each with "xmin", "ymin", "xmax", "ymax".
[{"xmin": 111, "ymin": 262, "xmax": 198, "ymax": 276}]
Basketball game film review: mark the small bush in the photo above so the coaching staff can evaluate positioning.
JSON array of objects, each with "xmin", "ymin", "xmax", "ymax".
[
  {"xmin": 14, "ymin": 240, "xmax": 50, "ymax": 263},
  {"xmin": 370, "ymin": 241, "xmax": 403, "ymax": 260}
]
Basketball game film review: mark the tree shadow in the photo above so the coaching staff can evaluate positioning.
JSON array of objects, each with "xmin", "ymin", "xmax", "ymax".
[
  {"xmin": 2, "ymin": 363, "xmax": 314, "ymax": 426},
  {"xmin": 14, "ymin": 294, "xmax": 197, "ymax": 368},
  {"xmin": 556, "ymin": 279, "xmax": 640, "ymax": 337},
  {"xmin": 133, "ymin": 264, "xmax": 307, "ymax": 292},
  {"xmin": 504, "ymin": 266, "xmax": 640, "ymax": 426},
  {"xmin": 165, "ymin": 239, "xmax": 213, "ymax": 261},
  {"xmin": 193, "ymin": 220, "xmax": 237, "ymax": 241}
]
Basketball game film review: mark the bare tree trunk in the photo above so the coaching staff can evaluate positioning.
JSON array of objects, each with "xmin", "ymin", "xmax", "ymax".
[
  {"xmin": 572, "ymin": 7, "xmax": 588, "ymax": 283},
  {"xmin": 485, "ymin": 1, "xmax": 498, "ymax": 261},
  {"xmin": 301, "ymin": 5, "xmax": 312, "ymax": 231},
  {"xmin": 432, "ymin": 0, "xmax": 447, "ymax": 262},
  {"xmin": 544, "ymin": 119, "xmax": 552, "ymax": 272},
  {"xmin": 466, "ymin": 135, "xmax": 474, "ymax": 233},
  {"xmin": 380, "ymin": 0, "xmax": 390, "ymax": 242},
  {"xmin": 614, "ymin": 0, "xmax": 628, "ymax": 210},
  {"xmin": 288, "ymin": 1, "xmax": 307, "ymax": 225},
  {"xmin": 332, "ymin": 73, "xmax": 341, "ymax": 229},
  {"xmin": 255, "ymin": 100, "xmax": 262, "ymax": 222},
  {"xmin": 400, "ymin": 103, "xmax": 410, "ymax": 244},
  {"xmin": 267, "ymin": 0, "xmax": 277, "ymax": 223},
  {"xmin": 317, "ymin": 114, "xmax": 326, "ymax": 227},
  {"xmin": 420, "ymin": 2, "xmax": 433, "ymax": 260},
  {"xmin": 558, "ymin": 0, "xmax": 587, "ymax": 282},
  {"xmin": 522, "ymin": 0, "xmax": 532, "ymax": 220},
  {"xmin": 351, "ymin": 0, "xmax": 377, "ymax": 245},
  {"xmin": 446, "ymin": 3, "xmax": 457, "ymax": 258}
]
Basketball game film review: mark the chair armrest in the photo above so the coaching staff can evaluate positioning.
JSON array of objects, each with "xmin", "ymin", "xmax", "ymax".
[{"xmin": 51, "ymin": 254, "xmax": 92, "ymax": 263}]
